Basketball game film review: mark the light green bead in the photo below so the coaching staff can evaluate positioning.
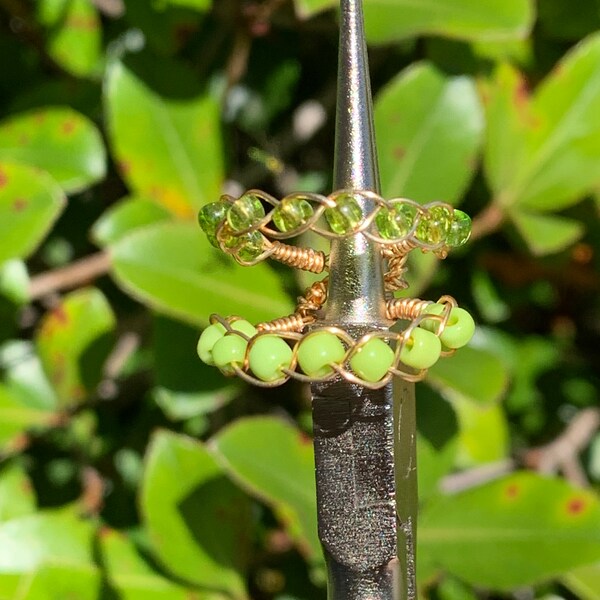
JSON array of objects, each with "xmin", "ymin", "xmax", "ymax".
[
  {"xmin": 350, "ymin": 338, "xmax": 394, "ymax": 382},
  {"xmin": 376, "ymin": 202, "xmax": 418, "ymax": 240},
  {"xmin": 212, "ymin": 334, "xmax": 248, "ymax": 375},
  {"xmin": 248, "ymin": 335, "xmax": 293, "ymax": 382},
  {"xmin": 416, "ymin": 205, "xmax": 452, "ymax": 246},
  {"xmin": 325, "ymin": 194, "xmax": 363, "ymax": 234},
  {"xmin": 236, "ymin": 230, "xmax": 265, "ymax": 261},
  {"xmin": 400, "ymin": 328, "xmax": 441, "ymax": 370},
  {"xmin": 198, "ymin": 201, "xmax": 228, "ymax": 248},
  {"xmin": 230, "ymin": 319, "xmax": 257, "ymax": 337},
  {"xmin": 297, "ymin": 331, "xmax": 346, "ymax": 377},
  {"xmin": 197, "ymin": 322, "xmax": 226, "ymax": 365},
  {"xmin": 272, "ymin": 198, "xmax": 314, "ymax": 233},
  {"xmin": 421, "ymin": 303, "xmax": 475, "ymax": 349},
  {"xmin": 227, "ymin": 193, "xmax": 265, "ymax": 231},
  {"xmin": 447, "ymin": 209, "xmax": 472, "ymax": 247}
]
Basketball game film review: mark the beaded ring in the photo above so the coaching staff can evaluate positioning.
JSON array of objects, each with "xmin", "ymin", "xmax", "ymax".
[{"xmin": 196, "ymin": 189, "xmax": 475, "ymax": 389}]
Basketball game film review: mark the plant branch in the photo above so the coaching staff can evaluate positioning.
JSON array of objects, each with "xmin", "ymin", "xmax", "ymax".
[{"xmin": 470, "ymin": 203, "xmax": 505, "ymax": 241}]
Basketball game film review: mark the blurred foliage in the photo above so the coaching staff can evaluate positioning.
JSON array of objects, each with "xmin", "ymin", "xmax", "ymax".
[{"xmin": 1, "ymin": 0, "xmax": 600, "ymax": 598}]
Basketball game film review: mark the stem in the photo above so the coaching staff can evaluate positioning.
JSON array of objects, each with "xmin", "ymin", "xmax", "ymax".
[{"xmin": 470, "ymin": 203, "xmax": 505, "ymax": 240}]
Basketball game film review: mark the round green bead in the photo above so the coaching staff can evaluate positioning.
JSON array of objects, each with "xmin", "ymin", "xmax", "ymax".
[
  {"xmin": 230, "ymin": 319, "xmax": 257, "ymax": 338},
  {"xmin": 421, "ymin": 303, "xmax": 475, "ymax": 349},
  {"xmin": 350, "ymin": 338, "xmax": 394, "ymax": 382},
  {"xmin": 212, "ymin": 334, "xmax": 248, "ymax": 374},
  {"xmin": 248, "ymin": 335, "xmax": 293, "ymax": 382},
  {"xmin": 236, "ymin": 230, "xmax": 265, "ymax": 261},
  {"xmin": 447, "ymin": 209, "xmax": 472, "ymax": 247},
  {"xmin": 197, "ymin": 322, "xmax": 226, "ymax": 365},
  {"xmin": 297, "ymin": 331, "xmax": 346, "ymax": 377},
  {"xmin": 376, "ymin": 202, "xmax": 418, "ymax": 240},
  {"xmin": 416, "ymin": 205, "xmax": 452, "ymax": 246},
  {"xmin": 272, "ymin": 198, "xmax": 314, "ymax": 233},
  {"xmin": 198, "ymin": 201, "xmax": 228, "ymax": 248},
  {"xmin": 227, "ymin": 193, "xmax": 265, "ymax": 231},
  {"xmin": 400, "ymin": 328, "xmax": 441, "ymax": 370},
  {"xmin": 325, "ymin": 194, "xmax": 363, "ymax": 234}
]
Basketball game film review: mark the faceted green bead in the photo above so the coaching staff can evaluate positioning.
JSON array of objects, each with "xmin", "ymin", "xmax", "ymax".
[
  {"xmin": 376, "ymin": 203, "xmax": 418, "ymax": 240},
  {"xmin": 325, "ymin": 194, "xmax": 363, "ymax": 234},
  {"xmin": 227, "ymin": 193, "xmax": 265, "ymax": 231},
  {"xmin": 421, "ymin": 303, "xmax": 475, "ymax": 349},
  {"xmin": 447, "ymin": 209, "xmax": 472, "ymax": 247},
  {"xmin": 297, "ymin": 331, "xmax": 346, "ymax": 377},
  {"xmin": 236, "ymin": 231, "xmax": 265, "ymax": 262},
  {"xmin": 400, "ymin": 328, "xmax": 441, "ymax": 370},
  {"xmin": 350, "ymin": 338, "xmax": 395, "ymax": 382},
  {"xmin": 272, "ymin": 198, "xmax": 314, "ymax": 233},
  {"xmin": 248, "ymin": 335, "xmax": 293, "ymax": 382},
  {"xmin": 198, "ymin": 201, "xmax": 228, "ymax": 248},
  {"xmin": 415, "ymin": 205, "xmax": 452, "ymax": 246},
  {"xmin": 212, "ymin": 334, "xmax": 248, "ymax": 375},
  {"xmin": 197, "ymin": 322, "xmax": 226, "ymax": 365}
]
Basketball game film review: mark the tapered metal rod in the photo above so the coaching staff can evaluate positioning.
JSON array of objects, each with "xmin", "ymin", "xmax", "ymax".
[{"xmin": 310, "ymin": 1, "xmax": 417, "ymax": 598}]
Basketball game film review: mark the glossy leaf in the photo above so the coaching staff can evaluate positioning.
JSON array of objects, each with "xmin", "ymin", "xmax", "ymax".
[
  {"xmin": 0, "ymin": 463, "xmax": 36, "ymax": 523},
  {"xmin": 106, "ymin": 55, "xmax": 224, "ymax": 218},
  {"xmin": 0, "ymin": 108, "xmax": 106, "ymax": 193},
  {"xmin": 92, "ymin": 197, "xmax": 172, "ymax": 247},
  {"xmin": 511, "ymin": 210, "xmax": 584, "ymax": 255},
  {"xmin": 100, "ymin": 528, "xmax": 216, "ymax": 600},
  {"xmin": 375, "ymin": 63, "xmax": 483, "ymax": 204},
  {"xmin": 0, "ymin": 162, "xmax": 65, "ymax": 264},
  {"xmin": 37, "ymin": 0, "xmax": 101, "ymax": 77},
  {"xmin": 485, "ymin": 35, "xmax": 600, "ymax": 213},
  {"xmin": 419, "ymin": 473, "xmax": 600, "ymax": 589},
  {"xmin": 36, "ymin": 288, "xmax": 116, "ymax": 406},
  {"xmin": 109, "ymin": 222, "xmax": 293, "ymax": 326},
  {"xmin": 427, "ymin": 346, "xmax": 509, "ymax": 405},
  {"xmin": 564, "ymin": 562, "xmax": 600, "ymax": 600},
  {"xmin": 18, "ymin": 564, "xmax": 100, "ymax": 600},
  {"xmin": 212, "ymin": 416, "xmax": 321, "ymax": 561},
  {"xmin": 141, "ymin": 430, "xmax": 251, "ymax": 597}
]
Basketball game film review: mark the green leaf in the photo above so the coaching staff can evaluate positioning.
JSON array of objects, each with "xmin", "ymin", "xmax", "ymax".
[
  {"xmin": 375, "ymin": 63, "xmax": 482, "ymax": 204},
  {"xmin": 363, "ymin": 0, "xmax": 534, "ymax": 44},
  {"xmin": 0, "ymin": 162, "xmax": 65, "ymax": 264},
  {"xmin": 420, "ymin": 473, "xmax": 600, "ymax": 589},
  {"xmin": 0, "ymin": 509, "xmax": 94, "ymax": 574},
  {"xmin": 0, "ymin": 261, "xmax": 29, "ymax": 306},
  {"xmin": 511, "ymin": 210, "xmax": 583, "ymax": 255},
  {"xmin": 100, "ymin": 528, "xmax": 219, "ymax": 600},
  {"xmin": 212, "ymin": 416, "xmax": 321, "ymax": 562},
  {"xmin": 92, "ymin": 197, "xmax": 172, "ymax": 247},
  {"xmin": 109, "ymin": 222, "xmax": 294, "ymax": 326},
  {"xmin": 564, "ymin": 562, "xmax": 600, "ymax": 600},
  {"xmin": 0, "ymin": 108, "xmax": 106, "ymax": 193},
  {"xmin": 37, "ymin": 0, "xmax": 101, "ymax": 77},
  {"xmin": 17, "ymin": 564, "xmax": 100, "ymax": 600},
  {"xmin": 106, "ymin": 54, "xmax": 224, "ymax": 218},
  {"xmin": 485, "ymin": 35, "xmax": 600, "ymax": 212},
  {"xmin": 141, "ymin": 430, "xmax": 251, "ymax": 597},
  {"xmin": 36, "ymin": 288, "xmax": 116, "ymax": 406},
  {"xmin": 294, "ymin": 0, "xmax": 334, "ymax": 17},
  {"xmin": 0, "ymin": 463, "xmax": 36, "ymax": 523},
  {"xmin": 427, "ymin": 346, "xmax": 509, "ymax": 405},
  {"xmin": 165, "ymin": 0, "xmax": 211, "ymax": 10}
]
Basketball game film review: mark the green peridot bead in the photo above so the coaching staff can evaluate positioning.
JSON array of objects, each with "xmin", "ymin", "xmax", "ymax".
[
  {"xmin": 447, "ymin": 209, "xmax": 472, "ymax": 247},
  {"xmin": 212, "ymin": 334, "xmax": 248, "ymax": 375},
  {"xmin": 350, "ymin": 338, "xmax": 394, "ymax": 382},
  {"xmin": 421, "ymin": 304, "xmax": 475, "ymax": 349},
  {"xmin": 325, "ymin": 194, "xmax": 363, "ymax": 234},
  {"xmin": 272, "ymin": 198, "xmax": 314, "ymax": 233},
  {"xmin": 197, "ymin": 322, "xmax": 226, "ymax": 365},
  {"xmin": 297, "ymin": 331, "xmax": 346, "ymax": 377},
  {"xmin": 248, "ymin": 335, "xmax": 293, "ymax": 382},
  {"xmin": 376, "ymin": 202, "xmax": 418, "ymax": 240},
  {"xmin": 227, "ymin": 193, "xmax": 265, "ymax": 232},
  {"xmin": 400, "ymin": 328, "xmax": 441, "ymax": 370},
  {"xmin": 198, "ymin": 201, "xmax": 228, "ymax": 248},
  {"xmin": 236, "ymin": 230, "xmax": 265, "ymax": 262},
  {"xmin": 415, "ymin": 205, "xmax": 452, "ymax": 246}
]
